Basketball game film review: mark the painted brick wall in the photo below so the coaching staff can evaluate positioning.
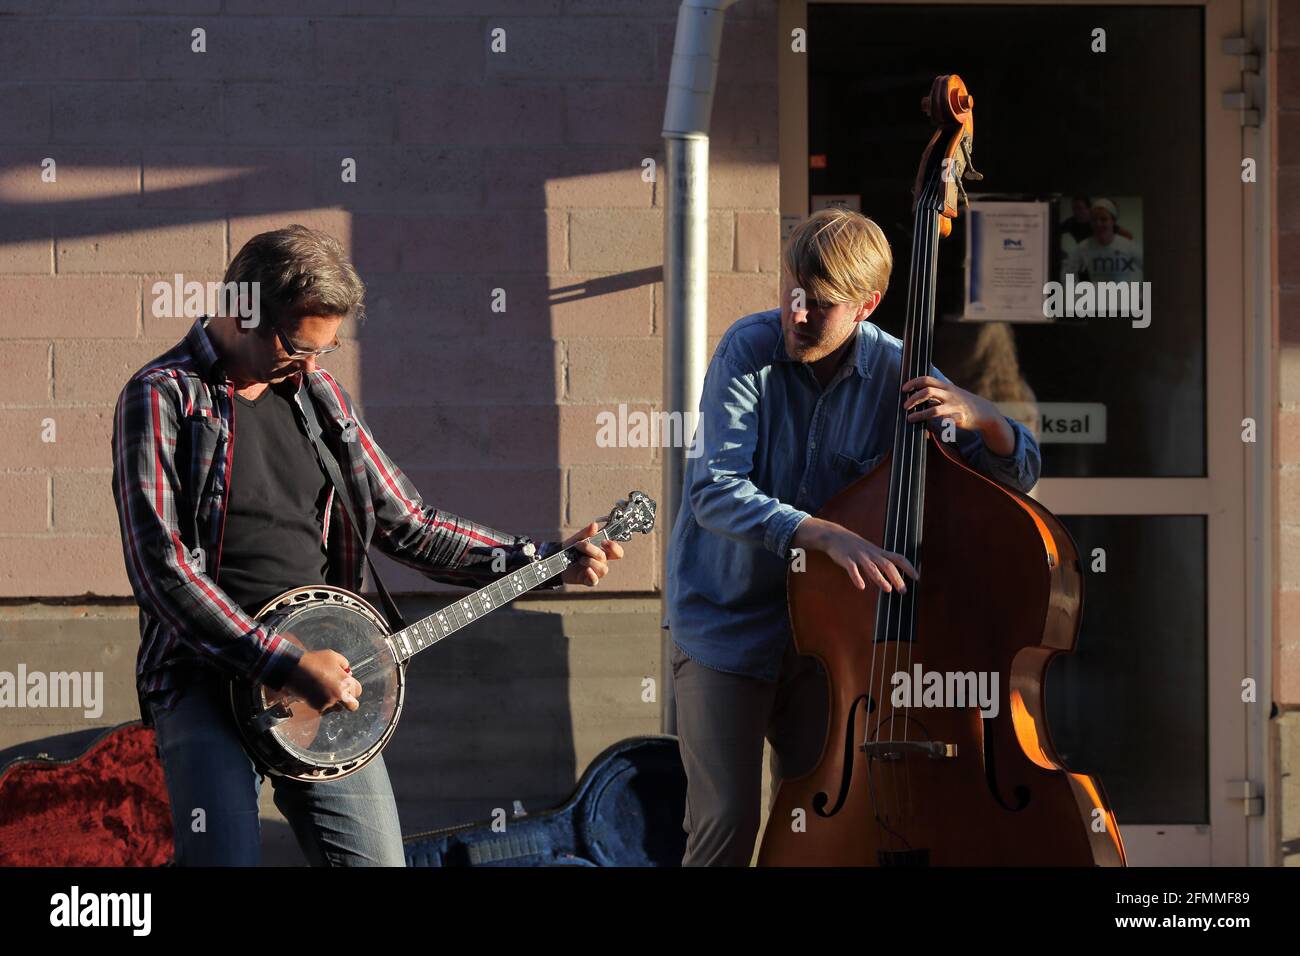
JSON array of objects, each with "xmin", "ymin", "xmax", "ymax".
[
  {"xmin": 0, "ymin": 0, "xmax": 780, "ymax": 600},
  {"xmin": 0, "ymin": 1, "xmax": 781, "ymax": 860}
]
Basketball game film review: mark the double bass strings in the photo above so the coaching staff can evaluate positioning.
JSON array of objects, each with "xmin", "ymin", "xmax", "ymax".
[
  {"xmin": 896, "ymin": 174, "xmax": 941, "ymax": 831},
  {"xmin": 900, "ymin": 174, "xmax": 943, "ymax": 745},
  {"xmin": 898, "ymin": 177, "xmax": 943, "ymax": 829},
  {"xmin": 864, "ymin": 170, "xmax": 942, "ymax": 841},
  {"xmin": 876, "ymin": 175, "xmax": 937, "ymax": 741}
]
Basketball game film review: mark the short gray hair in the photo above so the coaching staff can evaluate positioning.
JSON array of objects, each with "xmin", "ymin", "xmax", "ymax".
[{"xmin": 223, "ymin": 224, "xmax": 366, "ymax": 330}]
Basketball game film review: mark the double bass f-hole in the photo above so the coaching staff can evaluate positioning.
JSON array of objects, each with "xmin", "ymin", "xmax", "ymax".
[{"xmin": 813, "ymin": 692, "xmax": 874, "ymax": 818}]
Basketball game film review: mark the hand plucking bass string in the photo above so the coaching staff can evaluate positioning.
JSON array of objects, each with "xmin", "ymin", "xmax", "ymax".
[
  {"xmin": 790, "ymin": 375, "xmax": 1014, "ymax": 596},
  {"xmin": 281, "ymin": 522, "xmax": 624, "ymax": 714}
]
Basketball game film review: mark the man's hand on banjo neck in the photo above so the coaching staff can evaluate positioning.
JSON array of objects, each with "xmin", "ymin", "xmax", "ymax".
[{"xmin": 559, "ymin": 520, "xmax": 625, "ymax": 586}]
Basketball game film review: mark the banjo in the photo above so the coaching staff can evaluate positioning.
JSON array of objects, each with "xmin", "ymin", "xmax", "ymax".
[{"xmin": 229, "ymin": 491, "xmax": 656, "ymax": 782}]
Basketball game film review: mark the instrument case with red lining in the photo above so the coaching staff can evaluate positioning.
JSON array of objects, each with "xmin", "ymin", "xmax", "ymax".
[{"xmin": 0, "ymin": 720, "xmax": 174, "ymax": 867}]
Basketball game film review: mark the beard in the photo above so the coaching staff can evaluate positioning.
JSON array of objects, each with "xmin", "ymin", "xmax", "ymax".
[{"xmin": 785, "ymin": 325, "xmax": 849, "ymax": 363}]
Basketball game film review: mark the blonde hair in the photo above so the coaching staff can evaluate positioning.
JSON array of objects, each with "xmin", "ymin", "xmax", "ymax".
[{"xmin": 781, "ymin": 207, "xmax": 893, "ymax": 307}]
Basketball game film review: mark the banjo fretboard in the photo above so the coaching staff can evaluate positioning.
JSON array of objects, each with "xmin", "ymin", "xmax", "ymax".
[{"xmin": 383, "ymin": 531, "xmax": 612, "ymax": 664}]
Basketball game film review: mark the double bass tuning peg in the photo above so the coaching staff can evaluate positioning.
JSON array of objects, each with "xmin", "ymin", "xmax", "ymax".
[
  {"xmin": 953, "ymin": 139, "xmax": 983, "ymax": 207},
  {"xmin": 960, "ymin": 138, "xmax": 983, "ymax": 182}
]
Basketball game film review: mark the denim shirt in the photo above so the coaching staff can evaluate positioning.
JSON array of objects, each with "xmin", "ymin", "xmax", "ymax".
[{"xmin": 663, "ymin": 308, "xmax": 1041, "ymax": 681}]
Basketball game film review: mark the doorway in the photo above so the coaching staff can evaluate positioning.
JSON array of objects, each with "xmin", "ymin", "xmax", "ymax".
[{"xmin": 782, "ymin": 0, "xmax": 1255, "ymax": 863}]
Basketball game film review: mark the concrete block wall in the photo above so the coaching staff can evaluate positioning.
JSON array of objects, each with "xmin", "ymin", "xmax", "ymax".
[
  {"xmin": 0, "ymin": 1, "xmax": 779, "ymax": 599},
  {"xmin": 0, "ymin": 1, "xmax": 781, "ymax": 861}
]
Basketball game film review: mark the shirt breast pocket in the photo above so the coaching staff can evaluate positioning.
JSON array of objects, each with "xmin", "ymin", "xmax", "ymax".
[{"xmin": 833, "ymin": 450, "xmax": 885, "ymax": 478}]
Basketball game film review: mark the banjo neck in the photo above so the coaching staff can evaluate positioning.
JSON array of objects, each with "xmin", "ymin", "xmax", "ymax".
[{"xmin": 383, "ymin": 530, "xmax": 614, "ymax": 665}]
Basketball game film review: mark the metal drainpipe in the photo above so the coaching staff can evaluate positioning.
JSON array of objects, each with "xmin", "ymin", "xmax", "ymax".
[{"xmin": 660, "ymin": 0, "xmax": 739, "ymax": 734}]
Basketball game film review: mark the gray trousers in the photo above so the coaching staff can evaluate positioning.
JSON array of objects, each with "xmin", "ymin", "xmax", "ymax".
[{"xmin": 670, "ymin": 637, "xmax": 829, "ymax": 866}]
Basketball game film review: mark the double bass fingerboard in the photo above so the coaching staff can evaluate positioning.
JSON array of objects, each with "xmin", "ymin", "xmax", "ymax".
[{"xmin": 876, "ymin": 171, "xmax": 947, "ymax": 644}]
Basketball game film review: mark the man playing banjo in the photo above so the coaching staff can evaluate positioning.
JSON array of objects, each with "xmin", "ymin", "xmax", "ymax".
[{"xmin": 111, "ymin": 224, "xmax": 623, "ymax": 867}]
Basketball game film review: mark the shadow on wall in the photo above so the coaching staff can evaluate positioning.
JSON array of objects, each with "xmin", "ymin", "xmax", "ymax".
[{"xmin": 383, "ymin": 604, "xmax": 575, "ymax": 836}]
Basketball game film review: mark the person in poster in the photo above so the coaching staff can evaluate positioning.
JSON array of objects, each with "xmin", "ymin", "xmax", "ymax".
[{"xmin": 1061, "ymin": 197, "xmax": 1143, "ymax": 285}]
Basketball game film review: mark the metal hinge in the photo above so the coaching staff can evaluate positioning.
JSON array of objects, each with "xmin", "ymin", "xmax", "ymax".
[
  {"xmin": 1222, "ymin": 36, "xmax": 1261, "ymax": 127},
  {"xmin": 1224, "ymin": 778, "xmax": 1264, "ymax": 817}
]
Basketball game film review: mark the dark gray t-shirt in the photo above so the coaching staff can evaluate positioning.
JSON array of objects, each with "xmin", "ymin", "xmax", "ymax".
[{"xmin": 216, "ymin": 378, "xmax": 331, "ymax": 618}]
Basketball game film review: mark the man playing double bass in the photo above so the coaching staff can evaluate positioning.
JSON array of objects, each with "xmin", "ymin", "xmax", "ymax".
[{"xmin": 663, "ymin": 207, "xmax": 1043, "ymax": 866}]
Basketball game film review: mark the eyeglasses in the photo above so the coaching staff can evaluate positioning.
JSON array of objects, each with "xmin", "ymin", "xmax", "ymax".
[{"xmin": 275, "ymin": 327, "xmax": 341, "ymax": 359}]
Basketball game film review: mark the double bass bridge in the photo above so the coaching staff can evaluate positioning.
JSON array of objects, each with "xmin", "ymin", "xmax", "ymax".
[{"xmin": 860, "ymin": 740, "xmax": 958, "ymax": 760}]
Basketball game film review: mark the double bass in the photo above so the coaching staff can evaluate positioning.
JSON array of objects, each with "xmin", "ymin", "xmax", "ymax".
[{"xmin": 757, "ymin": 76, "xmax": 1126, "ymax": 866}]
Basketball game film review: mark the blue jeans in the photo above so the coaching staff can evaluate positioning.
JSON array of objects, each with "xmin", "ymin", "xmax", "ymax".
[{"xmin": 149, "ymin": 666, "xmax": 406, "ymax": 867}]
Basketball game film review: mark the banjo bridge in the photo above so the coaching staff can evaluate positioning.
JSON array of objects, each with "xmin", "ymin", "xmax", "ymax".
[{"xmin": 251, "ymin": 701, "xmax": 294, "ymax": 734}]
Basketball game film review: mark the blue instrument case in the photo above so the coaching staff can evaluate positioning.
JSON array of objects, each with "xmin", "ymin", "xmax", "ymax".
[{"xmin": 404, "ymin": 735, "xmax": 686, "ymax": 867}]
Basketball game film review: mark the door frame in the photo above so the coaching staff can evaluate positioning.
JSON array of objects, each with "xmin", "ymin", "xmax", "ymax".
[{"xmin": 778, "ymin": 0, "xmax": 1273, "ymax": 864}]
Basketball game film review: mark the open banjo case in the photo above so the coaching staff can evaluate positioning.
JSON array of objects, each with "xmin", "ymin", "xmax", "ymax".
[{"xmin": 404, "ymin": 735, "xmax": 687, "ymax": 867}]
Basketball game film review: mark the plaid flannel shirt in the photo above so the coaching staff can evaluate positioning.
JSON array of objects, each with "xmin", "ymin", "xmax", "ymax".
[{"xmin": 112, "ymin": 316, "xmax": 562, "ymax": 728}]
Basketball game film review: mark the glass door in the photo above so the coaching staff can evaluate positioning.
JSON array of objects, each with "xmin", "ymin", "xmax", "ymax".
[{"xmin": 792, "ymin": 0, "xmax": 1249, "ymax": 863}]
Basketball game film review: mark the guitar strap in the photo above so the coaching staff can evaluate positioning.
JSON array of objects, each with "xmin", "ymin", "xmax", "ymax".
[{"xmin": 299, "ymin": 383, "xmax": 408, "ymax": 631}]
